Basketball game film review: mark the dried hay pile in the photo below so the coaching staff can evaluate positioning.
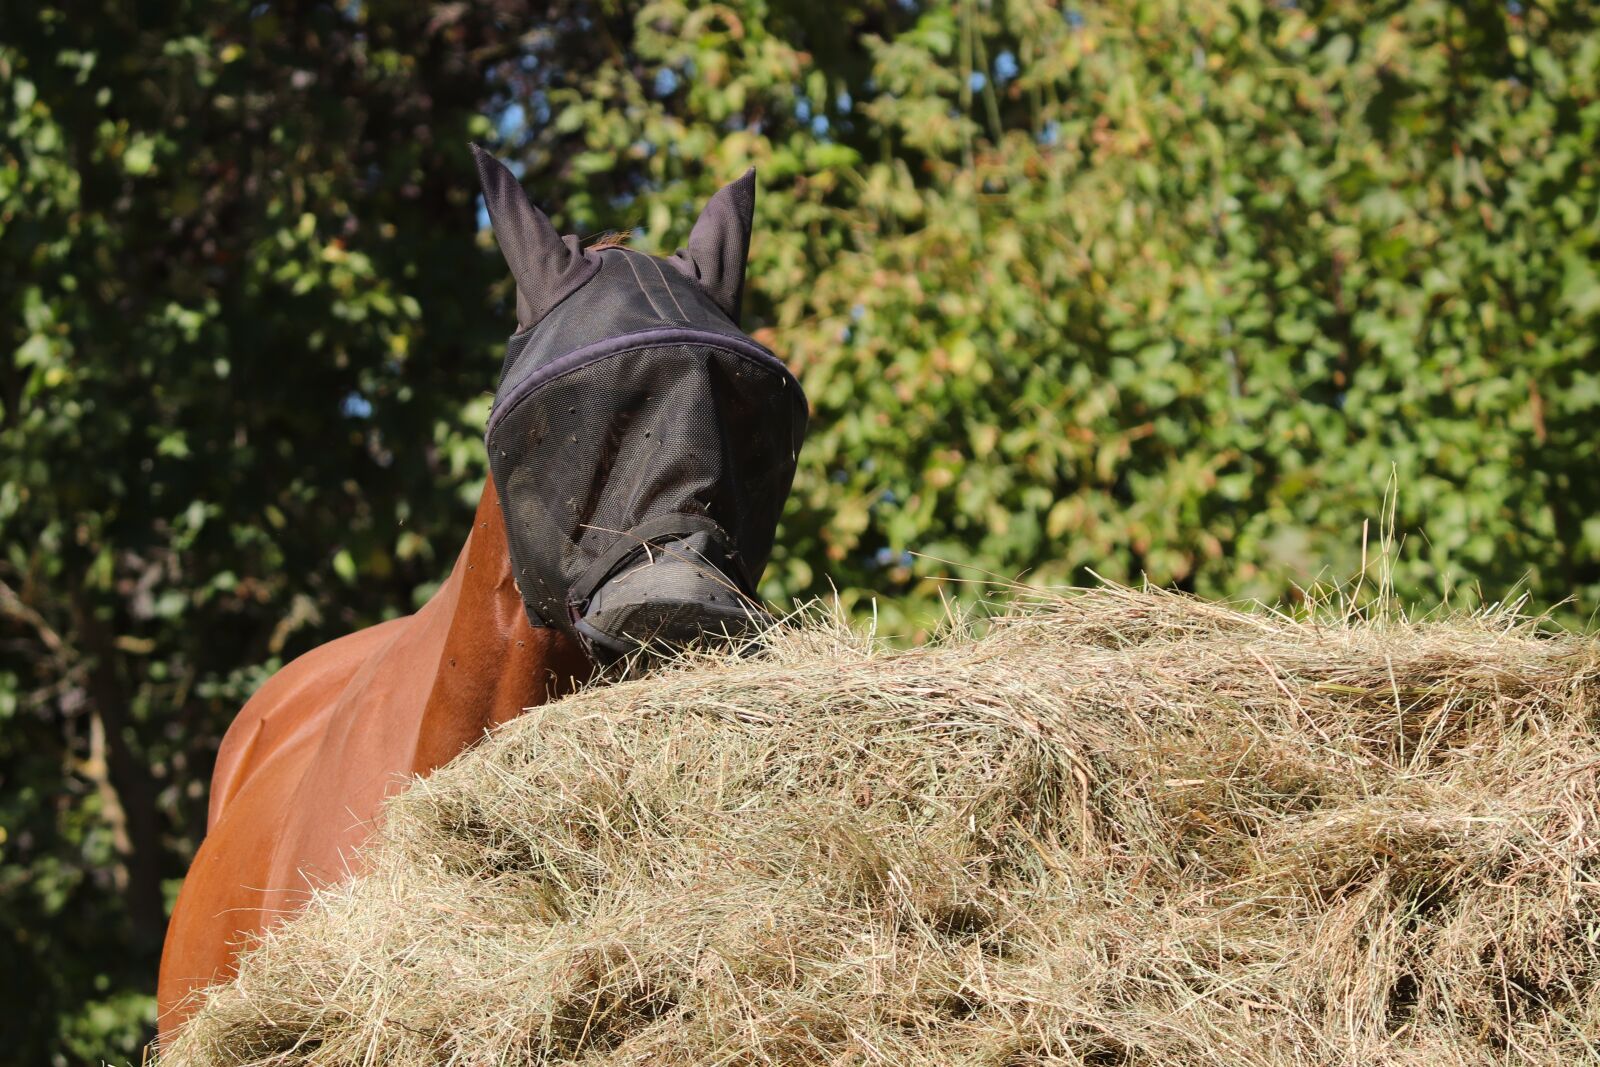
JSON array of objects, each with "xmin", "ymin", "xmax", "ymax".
[{"xmin": 161, "ymin": 587, "xmax": 1600, "ymax": 1066}]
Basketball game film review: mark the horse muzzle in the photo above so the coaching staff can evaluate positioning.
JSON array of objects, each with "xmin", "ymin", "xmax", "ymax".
[{"xmin": 569, "ymin": 526, "xmax": 771, "ymax": 668}]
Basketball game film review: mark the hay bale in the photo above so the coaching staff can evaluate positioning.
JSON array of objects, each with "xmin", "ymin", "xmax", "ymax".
[{"xmin": 160, "ymin": 587, "xmax": 1600, "ymax": 1066}]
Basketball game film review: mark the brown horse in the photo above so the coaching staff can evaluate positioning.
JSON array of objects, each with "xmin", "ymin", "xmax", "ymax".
[{"xmin": 156, "ymin": 149, "xmax": 808, "ymax": 1038}]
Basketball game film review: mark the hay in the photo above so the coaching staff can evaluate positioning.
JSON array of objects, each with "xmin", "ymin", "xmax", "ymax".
[{"xmin": 160, "ymin": 586, "xmax": 1600, "ymax": 1066}]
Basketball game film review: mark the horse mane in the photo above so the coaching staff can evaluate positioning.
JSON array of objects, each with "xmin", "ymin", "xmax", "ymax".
[{"xmin": 588, "ymin": 230, "xmax": 633, "ymax": 250}]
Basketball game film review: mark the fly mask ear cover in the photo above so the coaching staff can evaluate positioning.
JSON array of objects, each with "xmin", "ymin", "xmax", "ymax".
[{"xmin": 473, "ymin": 146, "xmax": 808, "ymax": 662}]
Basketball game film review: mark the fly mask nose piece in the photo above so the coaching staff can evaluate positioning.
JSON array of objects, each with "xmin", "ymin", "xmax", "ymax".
[
  {"xmin": 472, "ymin": 145, "xmax": 807, "ymax": 665},
  {"xmin": 568, "ymin": 515, "xmax": 774, "ymax": 669}
]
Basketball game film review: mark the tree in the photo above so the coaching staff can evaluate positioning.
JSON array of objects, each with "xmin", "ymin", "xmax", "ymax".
[
  {"xmin": 0, "ymin": 1, "xmax": 586, "ymax": 1058},
  {"xmin": 4, "ymin": 0, "xmax": 1598, "ymax": 1060}
]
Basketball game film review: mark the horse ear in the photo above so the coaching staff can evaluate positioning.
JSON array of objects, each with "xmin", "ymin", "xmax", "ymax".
[
  {"xmin": 671, "ymin": 168, "xmax": 756, "ymax": 322},
  {"xmin": 470, "ymin": 143, "xmax": 597, "ymax": 330}
]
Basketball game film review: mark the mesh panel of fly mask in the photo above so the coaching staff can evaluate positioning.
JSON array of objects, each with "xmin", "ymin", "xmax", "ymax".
[{"xmin": 471, "ymin": 146, "xmax": 808, "ymax": 665}]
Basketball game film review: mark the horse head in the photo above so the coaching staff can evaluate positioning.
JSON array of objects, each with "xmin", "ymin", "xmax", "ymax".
[{"xmin": 472, "ymin": 146, "xmax": 807, "ymax": 667}]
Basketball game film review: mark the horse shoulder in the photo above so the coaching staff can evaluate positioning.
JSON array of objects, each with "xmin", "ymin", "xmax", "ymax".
[{"xmin": 207, "ymin": 614, "xmax": 414, "ymax": 829}]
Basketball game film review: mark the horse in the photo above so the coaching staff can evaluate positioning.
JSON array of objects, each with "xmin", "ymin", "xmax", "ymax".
[{"xmin": 156, "ymin": 147, "xmax": 809, "ymax": 1039}]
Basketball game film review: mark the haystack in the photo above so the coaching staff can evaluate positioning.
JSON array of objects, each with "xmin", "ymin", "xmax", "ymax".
[{"xmin": 160, "ymin": 587, "xmax": 1600, "ymax": 1066}]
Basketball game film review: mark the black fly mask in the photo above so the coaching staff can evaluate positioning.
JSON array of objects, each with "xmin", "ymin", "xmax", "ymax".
[{"xmin": 472, "ymin": 146, "xmax": 808, "ymax": 665}]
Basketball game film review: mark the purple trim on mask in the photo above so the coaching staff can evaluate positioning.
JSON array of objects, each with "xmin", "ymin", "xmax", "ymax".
[{"xmin": 485, "ymin": 327, "xmax": 799, "ymax": 441}]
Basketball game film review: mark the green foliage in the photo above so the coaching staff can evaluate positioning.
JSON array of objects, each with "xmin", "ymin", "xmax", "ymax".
[
  {"xmin": 2, "ymin": 0, "xmax": 1597, "ymax": 1061},
  {"xmin": 519, "ymin": 0, "xmax": 1600, "ymax": 632}
]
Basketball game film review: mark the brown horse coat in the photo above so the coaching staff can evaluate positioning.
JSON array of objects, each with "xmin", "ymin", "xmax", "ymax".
[{"xmin": 155, "ymin": 482, "xmax": 590, "ymax": 1033}]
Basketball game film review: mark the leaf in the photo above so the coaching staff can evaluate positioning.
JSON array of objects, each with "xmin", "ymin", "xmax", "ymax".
[
  {"xmin": 1560, "ymin": 252, "xmax": 1600, "ymax": 319},
  {"xmin": 123, "ymin": 135, "xmax": 156, "ymax": 176},
  {"xmin": 332, "ymin": 549, "xmax": 358, "ymax": 584}
]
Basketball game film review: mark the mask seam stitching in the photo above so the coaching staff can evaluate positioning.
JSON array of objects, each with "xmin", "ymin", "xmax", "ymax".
[
  {"xmin": 647, "ymin": 256, "xmax": 692, "ymax": 325},
  {"xmin": 621, "ymin": 252, "xmax": 669, "ymax": 322}
]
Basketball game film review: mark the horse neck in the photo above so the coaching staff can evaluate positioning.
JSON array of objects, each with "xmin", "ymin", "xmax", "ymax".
[{"xmin": 409, "ymin": 480, "xmax": 590, "ymax": 775}]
